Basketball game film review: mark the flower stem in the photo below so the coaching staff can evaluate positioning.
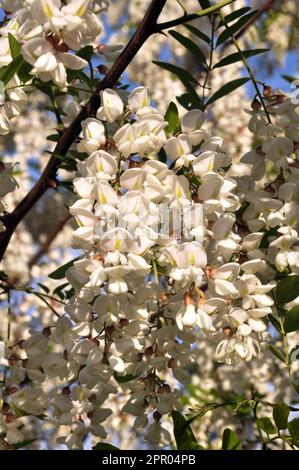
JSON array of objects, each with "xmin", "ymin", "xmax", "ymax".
[{"xmin": 218, "ymin": 10, "xmax": 272, "ymax": 124}]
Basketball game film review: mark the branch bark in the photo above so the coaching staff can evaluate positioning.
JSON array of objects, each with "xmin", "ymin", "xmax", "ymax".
[{"xmin": 0, "ymin": 0, "xmax": 167, "ymax": 262}]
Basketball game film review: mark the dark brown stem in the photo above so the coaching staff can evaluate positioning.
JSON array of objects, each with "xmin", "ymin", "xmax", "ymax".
[{"xmin": 0, "ymin": 0, "xmax": 167, "ymax": 262}]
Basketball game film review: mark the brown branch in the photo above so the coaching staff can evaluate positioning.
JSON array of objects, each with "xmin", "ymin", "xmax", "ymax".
[
  {"xmin": 0, "ymin": 0, "xmax": 167, "ymax": 262},
  {"xmin": 28, "ymin": 214, "xmax": 71, "ymax": 269}
]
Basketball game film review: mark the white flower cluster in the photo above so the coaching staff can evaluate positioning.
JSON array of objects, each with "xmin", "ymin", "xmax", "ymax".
[
  {"xmin": 0, "ymin": 0, "xmax": 108, "ymax": 88},
  {"xmin": 16, "ymin": 85, "xmax": 276, "ymax": 448},
  {"xmin": 0, "ymin": 76, "xmax": 27, "ymax": 136},
  {"xmin": 241, "ymin": 91, "xmax": 299, "ymax": 275},
  {"xmin": 1, "ymin": 0, "xmax": 299, "ymax": 451}
]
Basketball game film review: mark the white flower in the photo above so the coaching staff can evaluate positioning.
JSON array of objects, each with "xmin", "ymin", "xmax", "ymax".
[
  {"xmin": 42, "ymin": 353, "xmax": 68, "ymax": 378},
  {"xmin": 215, "ymin": 336, "xmax": 260, "ymax": 364},
  {"xmin": 109, "ymin": 355, "xmax": 126, "ymax": 373},
  {"xmin": 0, "ymin": 341, "xmax": 8, "ymax": 366},
  {"xmin": 146, "ymin": 422, "xmax": 171, "ymax": 446},
  {"xmin": 77, "ymin": 118, "xmax": 106, "ymax": 154},
  {"xmin": 176, "ymin": 304, "xmax": 197, "ymax": 329},
  {"xmin": 22, "ymin": 38, "xmax": 88, "ymax": 87},
  {"xmin": 0, "ymin": 113, "xmax": 12, "ymax": 135},
  {"xmin": 164, "ymin": 134, "xmax": 194, "ymax": 167},
  {"xmin": 128, "ymin": 86, "xmax": 150, "ymax": 112},
  {"xmin": 262, "ymin": 136, "xmax": 294, "ymax": 162},
  {"xmin": 0, "ymin": 163, "xmax": 17, "ymax": 197},
  {"xmin": 181, "ymin": 109, "xmax": 206, "ymax": 133},
  {"xmin": 197, "ymin": 308, "xmax": 214, "ymax": 332},
  {"xmin": 78, "ymin": 150, "xmax": 118, "ymax": 180},
  {"xmin": 97, "ymin": 88, "xmax": 124, "ymax": 122}
]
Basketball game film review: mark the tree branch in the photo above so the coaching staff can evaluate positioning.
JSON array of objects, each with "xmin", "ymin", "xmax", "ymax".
[
  {"xmin": 0, "ymin": 0, "xmax": 167, "ymax": 262},
  {"xmin": 28, "ymin": 214, "xmax": 71, "ymax": 269}
]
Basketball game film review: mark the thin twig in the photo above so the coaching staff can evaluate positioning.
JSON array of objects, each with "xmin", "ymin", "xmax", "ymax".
[
  {"xmin": 202, "ymin": 15, "xmax": 216, "ymax": 103},
  {"xmin": 32, "ymin": 292, "xmax": 61, "ymax": 318},
  {"xmin": 218, "ymin": 10, "xmax": 272, "ymax": 124},
  {"xmin": 0, "ymin": 282, "xmax": 66, "ymax": 305}
]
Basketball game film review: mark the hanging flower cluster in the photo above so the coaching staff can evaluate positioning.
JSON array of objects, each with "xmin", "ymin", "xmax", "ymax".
[
  {"xmin": 1, "ymin": 0, "xmax": 299, "ymax": 452},
  {"xmin": 0, "ymin": 1, "xmax": 108, "ymax": 88},
  {"xmin": 11, "ymin": 85, "xmax": 276, "ymax": 447},
  {"xmin": 2, "ymin": 81, "xmax": 299, "ymax": 448},
  {"xmin": 241, "ymin": 90, "xmax": 299, "ymax": 276}
]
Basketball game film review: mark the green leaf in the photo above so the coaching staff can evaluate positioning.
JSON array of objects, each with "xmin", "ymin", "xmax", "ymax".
[
  {"xmin": 276, "ymin": 276, "xmax": 299, "ymax": 304},
  {"xmin": 169, "ymin": 30, "xmax": 207, "ymax": 66},
  {"xmin": 213, "ymin": 49, "xmax": 268, "ymax": 69},
  {"xmin": 76, "ymin": 45, "xmax": 94, "ymax": 62},
  {"xmin": 13, "ymin": 439, "xmax": 37, "ymax": 450},
  {"xmin": 113, "ymin": 373, "xmax": 137, "ymax": 383},
  {"xmin": 93, "ymin": 443, "xmax": 120, "ymax": 450},
  {"xmin": 65, "ymin": 286, "xmax": 75, "ymax": 300},
  {"xmin": 0, "ymin": 55, "xmax": 24, "ymax": 86},
  {"xmin": 47, "ymin": 133, "xmax": 60, "ymax": 142},
  {"xmin": 59, "ymin": 156, "xmax": 80, "ymax": 172},
  {"xmin": 0, "ymin": 270, "xmax": 9, "ymax": 282},
  {"xmin": 291, "ymin": 381, "xmax": 299, "ymax": 395},
  {"xmin": 184, "ymin": 24, "xmax": 211, "ymax": 45},
  {"xmin": 284, "ymin": 306, "xmax": 299, "ymax": 333},
  {"xmin": 157, "ymin": 148, "xmax": 167, "ymax": 163},
  {"xmin": 257, "ymin": 417, "xmax": 276, "ymax": 436},
  {"xmin": 216, "ymin": 11, "xmax": 258, "ymax": 46},
  {"xmin": 37, "ymin": 283, "xmax": 50, "ymax": 294},
  {"xmin": 176, "ymin": 92, "xmax": 204, "ymax": 111},
  {"xmin": 66, "ymin": 47, "xmax": 93, "ymax": 83},
  {"xmin": 288, "ymin": 418, "xmax": 299, "ymax": 446},
  {"xmin": 268, "ymin": 314, "xmax": 282, "ymax": 334},
  {"xmin": 48, "ymin": 256, "xmax": 81, "ymax": 280},
  {"xmin": 152, "ymin": 61, "xmax": 198, "ymax": 88},
  {"xmin": 282, "ymin": 74, "xmax": 298, "ymax": 84},
  {"xmin": 218, "ymin": 7, "xmax": 251, "ymax": 26},
  {"xmin": 221, "ymin": 428, "xmax": 241, "ymax": 450},
  {"xmin": 8, "ymin": 33, "xmax": 21, "ymax": 59},
  {"xmin": 260, "ymin": 226, "xmax": 279, "ymax": 248},
  {"xmin": 206, "ymin": 77, "xmax": 250, "ymax": 106},
  {"xmin": 172, "ymin": 411, "xmax": 203, "ymax": 450},
  {"xmin": 269, "ymin": 344, "xmax": 286, "ymax": 364},
  {"xmin": 17, "ymin": 60, "xmax": 33, "ymax": 83},
  {"xmin": 53, "ymin": 282, "xmax": 69, "ymax": 300},
  {"xmin": 198, "ymin": 0, "xmax": 211, "ymax": 8},
  {"xmin": 273, "ymin": 402, "xmax": 290, "ymax": 430},
  {"xmin": 164, "ymin": 101, "xmax": 181, "ymax": 136}
]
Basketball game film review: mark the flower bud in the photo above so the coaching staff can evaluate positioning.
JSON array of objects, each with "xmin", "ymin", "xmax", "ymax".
[
  {"xmin": 157, "ymin": 384, "xmax": 171, "ymax": 395},
  {"xmin": 181, "ymin": 304, "xmax": 197, "ymax": 328},
  {"xmin": 263, "ymin": 86, "xmax": 273, "ymax": 97},
  {"xmin": 251, "ymin": 98, "xmax": 261, "ymax": 111}
]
